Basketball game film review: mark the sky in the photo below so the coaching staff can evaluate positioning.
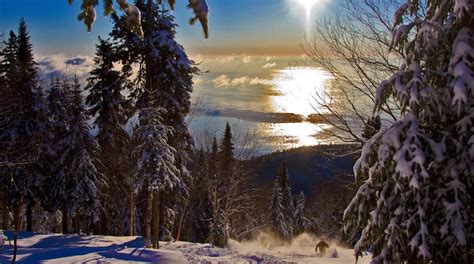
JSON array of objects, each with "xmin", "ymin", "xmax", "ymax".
[{"xmin": 0, "ymin": 0, "xmax": 335, "ymax": 56}]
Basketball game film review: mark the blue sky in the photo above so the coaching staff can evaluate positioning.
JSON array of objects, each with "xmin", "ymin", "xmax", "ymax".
[{"xmin": 0, "ymin": 0, "xmax": 335, "ymax": 56}]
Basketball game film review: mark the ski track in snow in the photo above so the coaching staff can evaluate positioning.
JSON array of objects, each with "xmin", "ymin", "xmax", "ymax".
[{"xmin": 0, "ymin": 232, "xmax": 371, "ymax": 263}]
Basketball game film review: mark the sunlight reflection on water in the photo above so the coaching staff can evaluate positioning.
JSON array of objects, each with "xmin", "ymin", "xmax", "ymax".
[
  {"xmin": 189, "ymin": 66, "xmax": 336, "ymax": 154},
  {"xmin": 271, "ymin": 67, "xmax": 332, "ymax": 116}
]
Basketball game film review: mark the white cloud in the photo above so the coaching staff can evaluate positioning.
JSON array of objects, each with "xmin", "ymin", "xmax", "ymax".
[
  {"xmin": 36, "ymin": 53, "xmax": 94, "ymax": 84},
  {"xmin": 242, "ymin": 55, "xmax": 252, "ymax": 63},
  {"xmin": 212, "ymin": 75, "xmax": 232, "ymax": 87},
  {"xmin": 212, "ymin": 74, "xmax": 272, "ymax": 88},
  {"xmin": 262, "ymin": 62, "xmax": 277, "ymax": 69},
  {"xmin": 215, "ymin": 55, "xmax": 236, "ymax": 63},
  {"xmin": 212, "ymin": 54, "xmax": 252, "ymax": 64}
]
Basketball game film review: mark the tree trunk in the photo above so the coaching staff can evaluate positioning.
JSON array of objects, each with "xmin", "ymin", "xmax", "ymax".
[
  {"xmin": 12, "ymin": 196, "xmax": 23, "ymax": 264},
  {"xmin": 129, "ymin": 192, "xmax": 135, "ymax": 236},
  {"xmin": 26, "ymin": 199, "xmax": 32, "ymax": 232},
  {"xmin": 175, "ymin": 194, "xmax": 190, "ymax": 242},
  {"xmin": 72, "ymin": 213, "xmax": 80, "ymax": 234},
  {"xmin": 152, "ymin": 189, "xmax": 159, "ymax": 249},
  {"xmin": 62, "ymin": 206, "xmax": 68, "ymax": 234},
  {"xmin": 144, "ymin": 190, "xmax": 153, "ymax": 248},
  {"xmin": 2, "ymin": 191, "xmax": 7, "ymax": 230},
  {"xmin": 101, "ymin": 205, "xmax": 108, "ymax": 235},
  {"xmin": 158, "ymin": 191, "xmax": 164, "ymax": 239}
]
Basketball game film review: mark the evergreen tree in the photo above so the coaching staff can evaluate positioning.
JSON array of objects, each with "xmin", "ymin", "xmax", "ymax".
[
  {"xmin": 133, "ymin": 107, "xmax": 180, "ymax": 248},
  {"xmin": 209, "ymin": 137, "xmax": 219, "ymax": 179},
  {"xmin": 0, "ymin": 31, "xmax": 18, "ymax": 92},
  {"xmin": 44, "ymin": 78, "xmax": 73, "ymax": 233},
  {"xmin": 15, "ymin": 19, "xmax": 43, "ymax": 232},
  {"xmin": 293, "ymin": 191, "xmax": 310, "ymax": 235},
  {"xmin": 0, "ymin": 20, "xmax": 43, "ymax": 234},
  {"xmin": 67, "ymin": 77, "xmax": 102, "ymax": 227},
  {"xmin": 277, "ymin": 161, "xmax": 294, "ymax": 238},
  {"xmin": 219, "ymin": 122, "xmax": 234, "ymax": 172},
  {"xmin": 111, "ymin": 1, "xmax": 197, "ymax": 242},
  {"xmin": 85, "ymin": 37, "xmax": 131, "ymax": 235},
  {"xmin": 0, "ymin": 31, "xmax": 19, "ymax": 228},
  {"xmin": 270, "ymin": 179, "xmax": 289, "ymax": 240},
  {"xmin": 344, "ymin": 1, "xmax": 473, "ymax": 262},
  {"xmin": 186, "ymin": 148, "xmax": 212, "ymax": 242}
]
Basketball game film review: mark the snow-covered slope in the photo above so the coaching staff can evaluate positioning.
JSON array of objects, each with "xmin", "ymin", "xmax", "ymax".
[{"xmin": 0, "ymin": 232, "xmax": 370, "ymax": 263}]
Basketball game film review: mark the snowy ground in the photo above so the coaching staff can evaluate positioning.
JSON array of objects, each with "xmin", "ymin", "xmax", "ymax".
[{"xmin": 0, "ymin": 232, "xmax": 371, "ymax": 263}]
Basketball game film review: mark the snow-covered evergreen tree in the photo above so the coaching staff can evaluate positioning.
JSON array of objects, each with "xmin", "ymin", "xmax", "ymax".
[
  {"xmin": 207, "ymin": 136, "xmax": 227, "ymax": 246},
  {"xmin": 44, "ymin": 78, "xmax": 74, "ymax": 233},
  {"xmin": 67, "ymin": 77, "xmax": 102, "ymax": 224},
  {"xmin": 344, "ymin": 0, "xmax": 473, "ymax": 262},
  {"xmin": 293, "ymin": 191, "xmax": 310, "ymax": 235},
  {"xmin": 111, "ymin": 0, "xmax": 197, "ymax": 241},
  {"xmin": 277, "ymin": 161, "xmax": 294, "ymax": 239},
  {"xmin": 0, "ymin": 20, "xmax": 45, "ymax": 233},
  {"xmin": 0, "ymin": 30, "xmax": 19, "ymax": 203},
  {"xmin": 85, "ymin": 37, "xmax": 131, "ymax": 235},
  {"xmin": 133, "ymin": 106, "xmax": 180, "ymax": 248},
  {"xmin": 0, "ymin": 31, "xmax": 18, "ymax": 91},
  {"xmin": 270, "ymin": 179, "xmax": 290, "ymax": 240},
  {"xmin": 133, "ymin": 107, "xmax": 180, "ymax": 197}
]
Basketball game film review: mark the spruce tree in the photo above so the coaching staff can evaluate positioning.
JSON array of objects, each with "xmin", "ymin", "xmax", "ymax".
[
  {"xmin": 0, "ymin": 20, "xmax": 43, "ymax": 233},
  {"xmin": 68, "ymin": 77, "xmax": 102, "ymax": 227},
  {"xmin": 277, "ymin": 161, "xmax": 294, "ymax": 238},
  {"xmin": 133, "ymin": 107, "xmax": 180, "ymax": 248},
  {"xmin": 344, "ymin": 1, "xmax": 473, "ymax": 262},
  {"xmin": 187, "ymin": 148, "xmax": 212, "ymax": 242},
  {"xmin": 85, "ymin": 37, "xmax": 131, "ymax": 235},
  {"xmin": 293, "ymin": 191, "xmax": 310, "ymax": 235},
  {"xmin": 220, "ymin": 122, "xmax": 234, "ymax": 172},
  {"xmin": 111, "ymin": 0, "xmax": 197, "ymax": 242},
  {"xmin": 0, "ymin": 31, "xmax": 18, "ymax": 230},
  {"xmin": 270, "ymin": 179, "xmax": 289, "ymax": 240},
  {"xmin": 0, "ymin": 31, "xmax": 18, "ymax": 92},
  {"xmin": 207, "ymin": 136, "xmax": 227, "ymax": 247},
  {"xmin": 44, "ymin": 78, "xmax": 73, "ymax": 233},
  {"xmin": 16, "ymin": 19, "xmax": 43, "ymax": 232}
]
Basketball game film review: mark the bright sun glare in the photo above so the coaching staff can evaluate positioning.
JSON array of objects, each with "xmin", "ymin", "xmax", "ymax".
[
  {"xmin": 272, "ymin": 67, "xmax": 332, "ymax": 116},
  {"xmin": 297, "ymin": 0, "xmax": 319, "ymax": 18}
]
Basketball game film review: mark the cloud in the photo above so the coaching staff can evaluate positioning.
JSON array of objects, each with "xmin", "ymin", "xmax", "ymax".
[
  {"xmin": 212, "ymin": 74, "xmax": 272, "ymax": 88},
  {"xmin": 213, "ymin": 54, "xmax": 252, "ymax": 64},
  {"xmin": 65, "ymin": 57, "xmax": 87, "ymax": 65},
  {"xmin": 36, "ymin": 53, "xmax": 94, "ymax": 84},
  {"xmin": 262, "ymin": 62, "xmax": 277, "ymax": 69},
  {"xmin": 215, "ymin": 55, "xmax": 236, "ymax": 64},
  {"xmin": 212, "ymin": 75, "xmax": 232, "ymax": 87},
  {"xmin": 265, "ymin": 56, "xmax": 274, "ymax": 62},
  {"xmin": 242, "ymin": 56, "xmax": 252, "ymax": 63}
]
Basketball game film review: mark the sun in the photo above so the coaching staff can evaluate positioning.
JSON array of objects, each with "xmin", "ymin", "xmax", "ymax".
[{"xmin": 297, "ymin": 0, "xmax": 319, "ymax": 18}]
